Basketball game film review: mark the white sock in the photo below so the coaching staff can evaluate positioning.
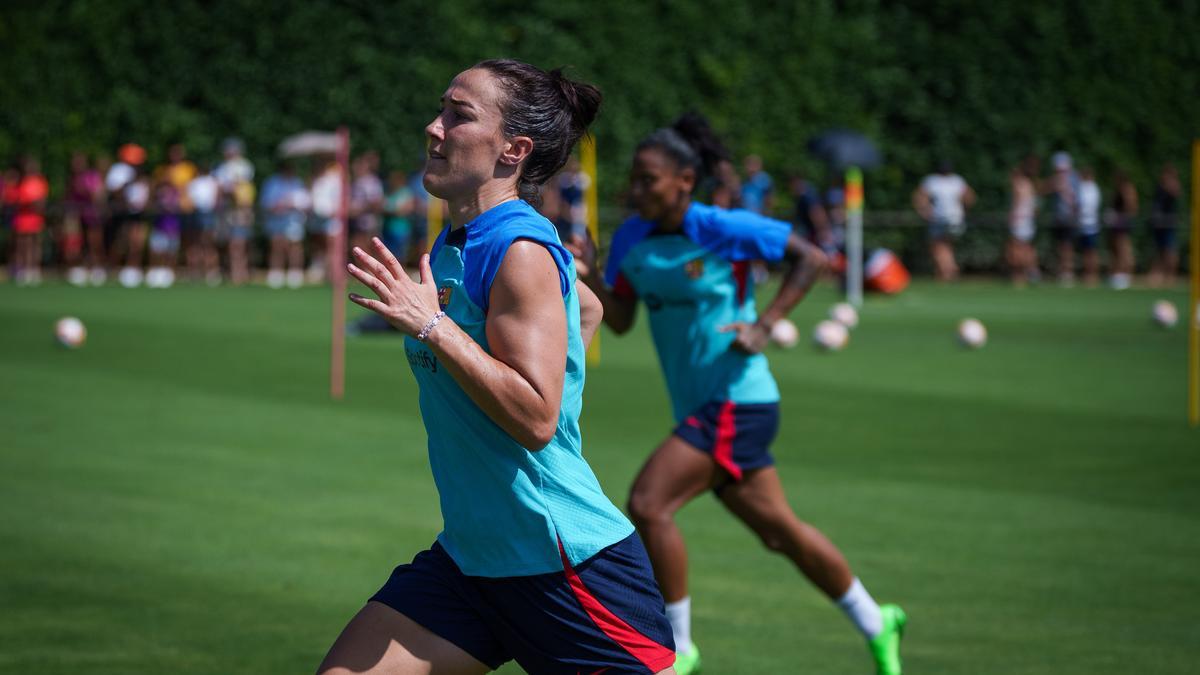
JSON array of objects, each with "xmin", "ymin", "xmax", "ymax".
[
  {"xmin": 836, "ymin": 578, "xmax": 883, "ymax": 639},
  {"xmin": 664, "ymin": 597, "xmax": 693, "ymax": 654}
]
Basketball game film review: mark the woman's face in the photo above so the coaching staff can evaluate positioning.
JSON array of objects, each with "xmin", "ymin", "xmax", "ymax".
[
  {"xmin": 423, "ymin": 68, "xmax": 510, "ymax": 201},
  {"xmin": 629, "ymin": 147, "xmax": 694, "ymax": 222}
]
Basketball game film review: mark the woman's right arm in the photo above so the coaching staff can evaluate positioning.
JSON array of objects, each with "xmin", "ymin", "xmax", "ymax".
[{"xmin": 566, "ymin": 234, "xmax": 637, "ymax": 334}]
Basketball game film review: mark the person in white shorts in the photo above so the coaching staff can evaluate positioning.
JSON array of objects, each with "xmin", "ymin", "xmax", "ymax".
[
  {"xmin": 1076, "ymin": 167, "xmax": 1102, "ymax": 286},
  {"xmin": 913, "ymin": 161, "xmax": 975, "ymax": 281},
  {"xmin": 1007, "ymin": 155, "xmax": 1040, "ymax": 286}
]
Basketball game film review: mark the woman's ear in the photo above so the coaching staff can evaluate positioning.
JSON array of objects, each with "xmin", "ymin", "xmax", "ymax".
[{"xmin": 499, "ymin": 136, "xmax": 534, "ymax": 167}]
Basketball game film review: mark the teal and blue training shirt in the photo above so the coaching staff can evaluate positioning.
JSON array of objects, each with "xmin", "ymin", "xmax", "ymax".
[
  {"xmin": 404, "ymin": 199, "xmax": 633, "ymax": 578},
  {"xmin": 604, "ymin": 202, "xmax": 791, "ymax": 422}
]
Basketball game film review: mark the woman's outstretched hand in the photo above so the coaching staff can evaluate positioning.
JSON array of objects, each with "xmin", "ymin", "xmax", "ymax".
[
  {"xmin": 718, "ymin": 321, "xmax": 771, "ymax": 354},
  {"xmin": 347, "ymin": 237, "xmax": 443, "ymax": 337},
  {"xmin": 565, "ymin": 232, "xmax": 598, "ymax": 281}
]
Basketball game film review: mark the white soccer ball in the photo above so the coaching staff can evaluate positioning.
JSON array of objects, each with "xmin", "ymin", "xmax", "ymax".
[
  {"xmin": 812, "ymin": 319, "xmax": 849, "ymax": 351},
  {"xmin": 829, "ymin": 302, "xmax": 859, "ymax": 329},
  {"xmin": 769, "ymin": 317, "xmax": 800, "ymax": 348},
  {"xmin": 1151, "ymin": 300, "xmax": 1178, "ymax": 328},
  {"xmin": 957, "ymin": 318, "xmax": 987, "ymax": 349},
  {"xmin": 55, "ymin": 316, "xmax": 87, "ymax": 349}
]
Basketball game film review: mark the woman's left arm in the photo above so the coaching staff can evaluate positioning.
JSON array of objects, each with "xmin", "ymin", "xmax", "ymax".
[
  {"xmin": 348, "ymin": 238, "xmax": 567, "ymax": 450},
  {"xmin": 722, "ymin": 233, "xmax": 828, "ymax": 354}
]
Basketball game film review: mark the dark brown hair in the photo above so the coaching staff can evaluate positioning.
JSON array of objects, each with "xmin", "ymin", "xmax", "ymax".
[
  {"xmin": 636, "ymin": 112, "xmax": 731, "ymax": 189},
  {"xmin": 474, "ymin": 59, "xmax": 602, "ymax": 205}
]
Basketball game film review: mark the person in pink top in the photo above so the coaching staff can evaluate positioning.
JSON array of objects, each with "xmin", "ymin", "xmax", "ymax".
[
  {"xmin": 10, "ymin": 156, "xmax": 49, "ymax": 285},
  {"xmin": 65, "ymin": 152, "xmax": 107, "ymax": 285}
]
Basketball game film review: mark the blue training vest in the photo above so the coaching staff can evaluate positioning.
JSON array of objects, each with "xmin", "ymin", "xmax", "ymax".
[
  {"xmin": 404, "ymin": 199, "xmax": 633, "ymax": 577},
  {"xmin": 604, "ymin": 202, "xmax": 790, "ymax": 422}
]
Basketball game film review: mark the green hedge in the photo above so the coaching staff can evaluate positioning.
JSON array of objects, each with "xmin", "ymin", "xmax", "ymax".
[{"xmin": 1, "ymin": 0, "xmax": 1195, "ymax": 212}]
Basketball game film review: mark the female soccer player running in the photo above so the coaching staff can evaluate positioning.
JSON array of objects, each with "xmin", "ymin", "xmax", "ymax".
[
  {"xmin": 569, "ymin": 115, "xmax": 906, "ymax": 675},
  {"xmin": 317, "ymin": 60, "xmax": 676, "ymax": 675}
]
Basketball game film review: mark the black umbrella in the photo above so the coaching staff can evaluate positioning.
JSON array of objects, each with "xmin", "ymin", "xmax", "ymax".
[{"xmin": 806, "ymin": 129, "xmax": 882, "ymax": 171}]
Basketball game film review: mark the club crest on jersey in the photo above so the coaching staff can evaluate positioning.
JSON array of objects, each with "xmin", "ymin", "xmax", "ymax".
[
  {"xmin": 438, "ymin": 286, "xmax": 453, "ymax": 308},
  {"xmin": 684, "ymin": 259, "xmax": 705, "ymax": 279}
]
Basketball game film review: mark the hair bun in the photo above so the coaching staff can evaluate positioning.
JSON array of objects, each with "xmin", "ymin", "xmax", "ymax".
[
  {"xmin": 670, "ymin": 112, "xmax": 730, "ymax": 180},
  {"xmin": 551, "ymin": 68, "xmax": 602, "ymax": 131}
]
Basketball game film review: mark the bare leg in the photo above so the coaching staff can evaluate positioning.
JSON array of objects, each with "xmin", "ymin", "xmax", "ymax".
[
  {"xmin": 1057, "ymin": 239, "xmax": 1074, "ymax": 282},
  {"xmin": 289, "ymin": 240, "xmax": 305, "ymax": 272},
  {"xmin": 1163, "ymin": 250, "xmax": 1179, "ymax": 285},
  {"xmin": 184, "ymin": 228, "xmax": 201, "ymax": 280},
  {"xmin": 317, "ymin": 601, "xmax": 489, "ymax": 675},
  {"xmin": 86, "ymin": 223, "xmax": 106, "ymax": 271},
  {"xmin": 125, "ymin": 223, "xmax": 147, "ymax": 269},
  {"xmin": 930, "ymin": 239, "xmax": 958, "ymax": 281},
  {"xmin": 325, "ymin": 233, "xmax": 340, "ymax": 282},
  {"xmin": 229, "ymin": 237, "xmax": 248, "ymax": 285},
  {"xmin": 269, "ymin": 236, "xmax": 285, "ymax": 275},
  {"xmin": 1116, "ymin": 235, "xmax": 1133, "ymax": 279},
  {"xmin": 626, "ymin": 435, "xmax": 721, "ymax": 602},
  {"xmin": 716, "ymin": 466, "xmax": 853, "ymax": 599},
  {"xmin": 1081, "ymin": 248, "xmax": 1100, "ymax": 286},
  {"xmin": 203, "ymin": 231, "xmax": 220, "ymax": 280},
  {"xmin": 13, "ymin": 234, "xmax": 30, "ymax": 280},
  {"xmin": 1005, "ymin": 239, "xmax": 1021, "ymax": 286}
]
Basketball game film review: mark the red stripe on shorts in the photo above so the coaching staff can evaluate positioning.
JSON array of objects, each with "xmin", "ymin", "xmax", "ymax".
[
  {"xmin": 713, "ymin": 400, "xmax": 743, "ymax": 481},
  {"xmin": 732, "ymin": 261, "xmax": 750, "ymax": 304},
  {"xmin": 557, "ymin": 541, "xmax": 677, "ymax": 673}
]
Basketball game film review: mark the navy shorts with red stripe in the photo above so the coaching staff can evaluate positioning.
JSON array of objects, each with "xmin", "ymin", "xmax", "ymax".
[
  {"xmin": 369, "ymin": 532, "xmax": 675, "ymax": 674},
  {"xmin": 673, "ymin": 400, "xmax": 780, "ymax": 481}
]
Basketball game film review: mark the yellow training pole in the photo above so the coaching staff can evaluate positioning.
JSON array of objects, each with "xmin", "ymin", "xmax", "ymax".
[
  {"xmin": 1188, "ymin": 140, "xmax": 1199, "ymax": 427},
  {"xmin": 581, "ymin": 135, "xmax": 601, "ymax": 365}
]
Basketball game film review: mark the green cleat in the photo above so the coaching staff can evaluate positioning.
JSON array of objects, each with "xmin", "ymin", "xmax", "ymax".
[
  {"xmin": 673, "ymin": 644, "xmax": 702, "ymax": 675},
  {"xmin": 868, "ymin": 604, "xmax": 907, "ymax": 675}
]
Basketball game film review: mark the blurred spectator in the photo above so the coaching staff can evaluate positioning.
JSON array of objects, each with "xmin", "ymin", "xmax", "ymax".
[
  {"xmin": 740, "ymin": 154, "xmax": 773, "ymax": 214},
  {"xmin": 309, "ymin": 156, "xmax": 343, "ymax": 283},
  {"xmin": 350, "ymin": 152, "xmax": 384, "ymax": 254},
  {"xmin": 153, "ymin": 144, "xmax": 197, "ymax": 275},
  {"xmin": 1148, "ymin": 163, "xmax": 1181, "ymax": 287},
  {"xmin": 214, "ymin": 137, "xmax": 256, "ymax": 286},
  {"xmin": 789, "ymin": 172, "xmax": 832, "ymax": 251},
  {"xmin": 557, "ymin": 155, "xmax": 590, "ymax": 241},
  {"xmin": 709, "ymin": 159, "xmax": 741, "ymax": 209},
  {"xmin": 117, "ymin": 165, "xmax": 151, "ymax": 287},
  {"xmin": 1107, "ymin": 169, "xmax": 1137, "ymax": 290},
  {"xmin": 186, "ymin": 163, "xmax": 221, "ymax": 285},
  {"xmin": 824, "ymin": 176, "xmax": 847, "ymax": 248},
  {"xmin": 260, "ymin": 160, "xmax": 309, "ymax": 289},
  {"xmin": 8, "ymin": 156, "xmax": 49, "ymax": 285},
  {"xmin": 1045, "ymin": 151, "xmax": 1081, "ymax": 285},
  {"xmin": 147, "ymin": 178, "xmax": 182, "ymax": 288},
  {"xmin": 538, "ymin": 174, "xmax": 568, "ymax": 240},
  {"xmin": 1076, "ymin": 167, "xmax": 1102, "ymax": 286},
  {"xmin": 64, "ymin": 152, "xmax": 104, "ymax": 286},
  {"xmin": 0, "ymin": 166, "xmax": 14, "ymax": 267},
  {"xmin": 406, "ymin": 168, "xmax": 430, "ymax": 264},
  {"xmin": 106, "ymin": 143, "xmax": 145, "ymax": 280},
  {"xmin": 382, "ymin": 170, "xmax": 416, "ymax": 261},
  {"xmin": 157, "ymin": 143, "xmax": 198, "ymax": 199},
  {"xmin": 913, "ymin": 160, "xmax": 975, "ymax": 281},
  {"xmin": 1007, "ymin": 156, "xmax": 1040, "ymax": 286}
]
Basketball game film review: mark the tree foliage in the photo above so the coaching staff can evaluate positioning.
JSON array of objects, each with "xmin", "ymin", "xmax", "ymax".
[{"xmin": 1, "ymin": 0, "xmax": 1195, "ymax": 211}]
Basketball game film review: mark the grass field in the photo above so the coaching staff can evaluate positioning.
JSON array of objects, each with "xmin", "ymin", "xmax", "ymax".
[{"xmin": 2, "ymin": 279, "xmax": 1198, "ymax": 674}]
